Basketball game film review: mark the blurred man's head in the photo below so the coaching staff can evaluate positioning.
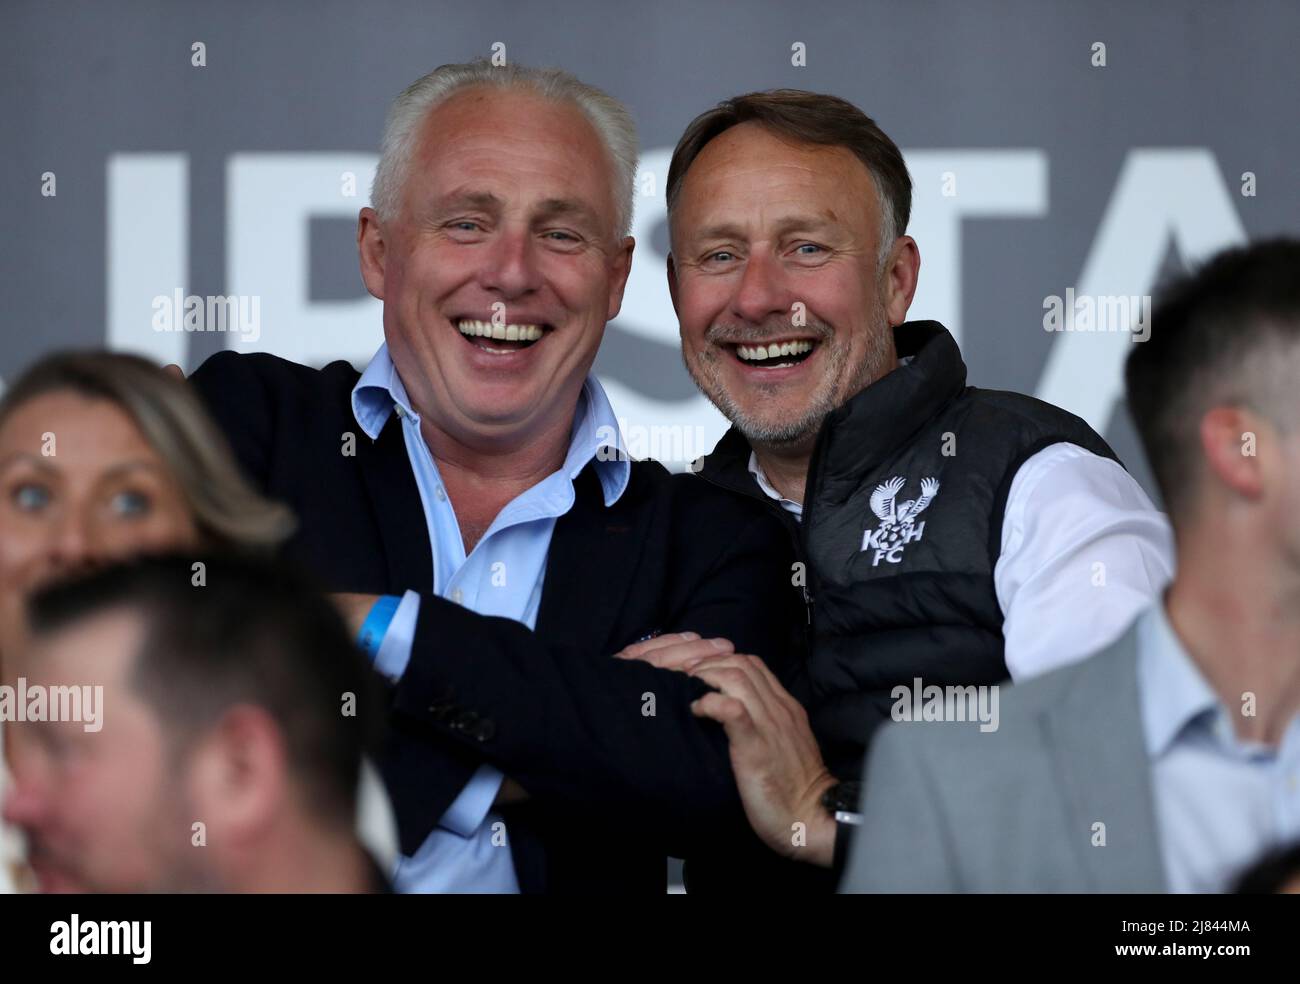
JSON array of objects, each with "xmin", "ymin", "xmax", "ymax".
[
  {"xmin": 1126, "ymin": 239, "xmax": 1300, "ymax": 564},
  {"xmin": 667, "ymin": 90, "xmax": 921, "ymax": 454},
  {"xmin": 2, "ymin": 554, "xmax": 376, "ymax": 893},
  {"xmin": 357, "ymin": 61, "xmax": 637, "ymax": 452}
]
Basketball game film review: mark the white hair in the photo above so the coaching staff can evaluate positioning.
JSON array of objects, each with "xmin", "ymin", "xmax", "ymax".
[{"xmin": 371, "ymin": 60, "xmax": 638, "ymax": 239}]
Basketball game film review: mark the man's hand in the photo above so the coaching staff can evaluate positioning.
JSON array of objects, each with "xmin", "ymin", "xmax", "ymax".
[
  {"xmin": 613, "ymin": 631, "xmax": 734, "ymax": 666},
  {"xmin": 686, "ymin": 653, "xmax": 838, "ymax": 867},
  {"xmin": 617, "ymin": 632, "xmax": 838, "ymax": 865}
]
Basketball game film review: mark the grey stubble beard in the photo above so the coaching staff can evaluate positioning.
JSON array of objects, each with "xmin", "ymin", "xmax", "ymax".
[{"xmin": 684, "ymin": 299, "xmax": 896, "ymax": 455}]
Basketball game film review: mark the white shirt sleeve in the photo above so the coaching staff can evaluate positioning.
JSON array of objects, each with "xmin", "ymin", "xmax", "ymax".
[
  {"xmin": 995, "ymin": 442, "xmax": 1175, "ymax": 681},
  {"xmin": 372, "ymin": 589, "xmax": 421, "ymax": 683}
]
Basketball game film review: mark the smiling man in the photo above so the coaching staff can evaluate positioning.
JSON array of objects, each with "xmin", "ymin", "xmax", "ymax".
[
  {"xmin": 188, "ymin": 63, "xmax": 801, "ymax": 893},
  {"xmin": 638, "ymin": 90, "xmax": 1175, "ymax": 876}
]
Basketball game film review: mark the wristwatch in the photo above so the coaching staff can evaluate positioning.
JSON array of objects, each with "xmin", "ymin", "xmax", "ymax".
[{"xmin": 821, "ymin": 780, "xmax": 863, "ymax": 826}]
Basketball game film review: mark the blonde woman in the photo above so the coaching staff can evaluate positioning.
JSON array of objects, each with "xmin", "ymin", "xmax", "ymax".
[{"xmin": 0, "ymin": 352, "xmax": 395, "ymax": 891}]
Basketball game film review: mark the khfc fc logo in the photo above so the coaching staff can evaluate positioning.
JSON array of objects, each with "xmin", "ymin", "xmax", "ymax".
[{"xmin": 861, "ymin": 476, "xmax": 940, "ymax": 566}]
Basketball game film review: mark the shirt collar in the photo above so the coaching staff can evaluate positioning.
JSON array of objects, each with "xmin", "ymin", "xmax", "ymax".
[
  {"xmin": 747, "ymin": 451, "xmax": 804, "ymax": 518},
  {"xmin": 351, "ymin": 343, "xmax": 415, "ymax": 439},
  {"xmin": 350, "ymin": 343, "xmax": 630, "ymax": 507},
  {"xmin": 1137, "ymin": 600, "xmax": 1225, "ymax": 757},
  {"xmin": 564, "ymin": 375, "xmax": 631, "ymax": 506}
]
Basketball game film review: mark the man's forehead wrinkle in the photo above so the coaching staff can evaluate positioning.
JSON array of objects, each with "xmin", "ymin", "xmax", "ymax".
[
  {"xmin": 689, "ymin": 197, "xmax": 850, "ymax": 237},
  {"xmin": 684, "ymin": 156, "xmax": 873, "ymax": 216}
]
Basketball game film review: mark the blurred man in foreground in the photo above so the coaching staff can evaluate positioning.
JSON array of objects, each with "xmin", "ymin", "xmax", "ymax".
[{"xmin": 2, "ymin": 554, "xmax": 386, "ymax": 893}]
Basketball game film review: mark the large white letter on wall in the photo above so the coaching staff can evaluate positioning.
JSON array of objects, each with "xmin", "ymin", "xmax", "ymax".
[
  {"xmin": 107, "ymin": 154, "xmax": 188, "ymax": 365},
  {"xmin": 227, "ymin": 153, "xmax": 382, "ymax": 367}
]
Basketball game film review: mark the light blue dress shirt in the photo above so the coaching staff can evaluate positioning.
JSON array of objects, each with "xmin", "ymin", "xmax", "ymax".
[
  {"xmin": 351, "ymin": 343, "xmax": 630, "ymax": 893},
  {"xmin": 1137, "ymin": 602, "xmax": 1300, "ymax": 892}
]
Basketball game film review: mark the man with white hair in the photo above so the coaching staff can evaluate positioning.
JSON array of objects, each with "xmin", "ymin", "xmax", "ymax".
[{"xmin": 191, "ymin": 62, "xmax": 803, "ymax": 893}]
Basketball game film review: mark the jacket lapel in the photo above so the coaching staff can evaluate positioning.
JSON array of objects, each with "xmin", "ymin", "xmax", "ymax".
[
  {"xmin": 355, "ymin": 412, "xmax": 434, "ymax": 593},
  {"xmin": 535, "ymin": 465, "xmax": 651, "ymax": 654},
  {"xmin": 1041, "ymin": 625, "xmax": 1169, "ymax": 892}
]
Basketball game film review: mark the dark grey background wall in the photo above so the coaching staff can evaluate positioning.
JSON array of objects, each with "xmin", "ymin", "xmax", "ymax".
[{"xmin": 4, "ymin": 0, "xmax": 1298, "ymax": 497}]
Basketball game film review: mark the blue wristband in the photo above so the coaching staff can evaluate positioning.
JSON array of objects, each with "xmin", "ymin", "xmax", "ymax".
[{"xmin": 356, "ymin": 594, "xmax": 402, "ymax": 661}]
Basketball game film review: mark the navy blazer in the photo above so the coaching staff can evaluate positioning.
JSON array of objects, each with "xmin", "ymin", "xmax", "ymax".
[{"xmin": 191, "ymin": 350, "xmax": 805, "ymax": 893}]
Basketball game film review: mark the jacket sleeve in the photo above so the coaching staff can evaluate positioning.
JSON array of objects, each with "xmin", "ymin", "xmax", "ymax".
[
  {"xmin": 841, "ymin": 721, "xmax": 962, "ymax": 892},
  {"xmin": 189, "ymin": 350, "xmax": 279, "ymax": 489},
  {"xmin": 389, "ymin": 509, "xmax": 801, "ymax": 859}
]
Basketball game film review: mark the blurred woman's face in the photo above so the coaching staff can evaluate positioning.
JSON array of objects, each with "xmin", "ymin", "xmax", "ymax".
[{"xmin": 0, "ymin": 391, "xmax": 201, "ymax": 664}]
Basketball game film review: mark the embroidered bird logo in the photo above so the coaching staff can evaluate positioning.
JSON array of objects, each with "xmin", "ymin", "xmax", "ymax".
[{"xmin": 869, "ymin": 476, "xmax": 939, "ymax": 545}]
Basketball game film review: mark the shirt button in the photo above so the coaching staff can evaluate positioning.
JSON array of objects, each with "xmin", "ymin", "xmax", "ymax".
[
  {"xmin": 451, "ymin": 588, "xmax": 464, "ymax": 604},
  {"xmin": 435, "ymin": 486, "xmax": 447, "ymax": 502}
]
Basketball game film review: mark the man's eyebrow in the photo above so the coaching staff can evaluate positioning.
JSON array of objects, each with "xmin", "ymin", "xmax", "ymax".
[
  {"xmin": 533, "ymin": 197, "xmax": 602, "ymax": 226},
  {"xmin": 773, "ymin": 212, "xmax": 841, "ymax": 235},
  {"xmin": 687, "ymin": 222, "xmax": 747, "ymax": 244},
  {"xmin": 429, "ymin": 192, "xmax": 605, "ymax": 230},
  {"xmin": 433, "ymin": 190, "xmax": 506, "ymax": 214},
  {"xmin": 685, "ymin": 214, "xmax": 842, "ymax": 244}
]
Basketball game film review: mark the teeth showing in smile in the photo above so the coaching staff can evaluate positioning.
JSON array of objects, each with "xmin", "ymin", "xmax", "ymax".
[
  {"xmin": 457, "ymin": 319, "xmax": 545, "ymax": 342},
  {"xmin": 735, "ymin": 340, "xmax": 815, "ymax": 363}
]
